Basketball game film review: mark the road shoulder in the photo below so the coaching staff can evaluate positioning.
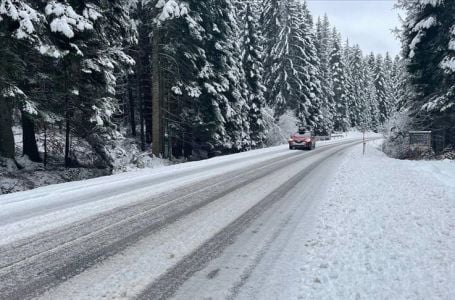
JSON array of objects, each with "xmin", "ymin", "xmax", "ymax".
[{"xmin": 297, "ymin": 141, "xmax": 455, "ymax": 299}]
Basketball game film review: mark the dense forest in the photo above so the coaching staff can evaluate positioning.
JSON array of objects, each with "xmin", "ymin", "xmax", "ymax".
[{"xmin": 1, "ymin": 0, "xmax": 449, "ymax": 180}]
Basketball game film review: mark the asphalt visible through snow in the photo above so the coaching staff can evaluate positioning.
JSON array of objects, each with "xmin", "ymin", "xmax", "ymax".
[{"xmin": 0, "ymin": 139, "xmax": 369, "ymax": 300}]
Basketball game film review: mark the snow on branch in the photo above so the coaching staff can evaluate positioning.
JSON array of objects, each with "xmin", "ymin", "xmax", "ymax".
[
  {"xmin": 45, "ymin": 1, "xmax": 96, "ymax": 38},
  {"xmin": 0, "ymin": 0, "xmax": 42, "ymax": 40},
  {"xmin": 155, "ymin": 0, "xmax": 188, "ymax": 25},
  {"xmin": 417, "ymin": 0, "xmax": 444, "ymax": 7},
  {"xmin": 1, "ymin": 85, "xmax": 25, "ymax": 98},
  {"xmin": 441, "ymin": 25, "xmax": 455, "ymax": 73},
  {"xmin": 412, "ymin": 15, "xmax": 437, "ymax": 32}
]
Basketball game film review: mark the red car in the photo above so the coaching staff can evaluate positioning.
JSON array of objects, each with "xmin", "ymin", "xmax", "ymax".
[{"xmin": 288, "ymin": 130, "xmax": 316, "ymax": 150}]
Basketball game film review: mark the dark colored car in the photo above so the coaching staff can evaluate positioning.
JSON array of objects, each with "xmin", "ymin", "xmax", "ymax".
[{"xmin": 288, "ymin": 131, "xmax": 316, "ymax": 150}]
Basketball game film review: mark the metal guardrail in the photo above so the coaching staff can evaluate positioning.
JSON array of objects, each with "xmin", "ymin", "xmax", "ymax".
[
  {"xmin": 331, "ymin": 133, "xmax": 345, "ymax": 139},
  {"xmin": 315, "ymin": 133, "xmax": 346, "ymax": 141},
  {"xmin": 315, "ymin": 136, "xmax": 331, "ymax": 141}
]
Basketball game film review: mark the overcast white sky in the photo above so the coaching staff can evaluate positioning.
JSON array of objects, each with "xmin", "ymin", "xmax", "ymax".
[{"xmin": 306, "ymin": 0, "xmax": 403, "ymax": 56}]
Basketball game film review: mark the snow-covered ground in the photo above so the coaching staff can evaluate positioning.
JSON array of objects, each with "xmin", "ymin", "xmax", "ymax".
[
  {"xmin": 297, "ymin": 141, "xmax": 455, "ymax": 299},
  {"xmin": 1, "ymin": 134, "xmax": 375, "ymax": 299},
  {"xmin": 1, "ymin": 134, "xmax": 452, "ymax": 299},
  {"xmin": 163, "ymin": 140, "xmax": 454, "ymax": 300}
]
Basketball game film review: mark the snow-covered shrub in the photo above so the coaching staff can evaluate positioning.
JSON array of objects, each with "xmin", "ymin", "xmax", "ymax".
[
  {"xmin": 263, "ymin": 108, "xmax": 299, "ymax": 146},
  {"xmin": 436, "ymin": 145, "xmax": 455, "ymax": 160},
  {"xmin": 383, "ymin": 110, "xmax": 446, "ymax": 160},
  {"xmin": 382, "ymin": 110, "xmax": 412, "ymax": 159},
  {"xmin": 104, "ymin": 136, "xmax": 170, "ymax": 173}
]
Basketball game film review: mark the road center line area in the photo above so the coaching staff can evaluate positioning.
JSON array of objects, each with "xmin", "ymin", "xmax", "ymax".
[{"xmin": 0, "ymin": 139, "xmax": 367, "ymax": 300}]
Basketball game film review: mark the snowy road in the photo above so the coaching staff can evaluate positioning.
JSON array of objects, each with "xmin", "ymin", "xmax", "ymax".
[{"xmin": 0, "ymin": 138, "xmax": 370, "ymax": 300}]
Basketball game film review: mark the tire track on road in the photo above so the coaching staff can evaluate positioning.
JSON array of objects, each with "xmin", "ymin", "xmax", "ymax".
[{"xmin": 137, "ymin": 141, "xmax": 363, "ymax": 300}]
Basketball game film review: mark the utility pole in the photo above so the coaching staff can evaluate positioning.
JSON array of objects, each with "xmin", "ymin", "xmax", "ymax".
[{"xmin": 152, "ymin": 29, "xmax": 161, "ymax": 157}]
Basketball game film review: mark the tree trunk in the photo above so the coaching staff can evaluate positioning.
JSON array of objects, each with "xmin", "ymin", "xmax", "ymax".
[
  {"xmin": 64, "ymin": 94, "xmax": 71, "ymax": 168},
  {"xmin": 0, "ymin": 97, "xmax": 15, "ymax": 159},
  {"xmin": 136, "ymin": 71, "xmax": 146, "ymax": 151},
  {"xmin": 152, "ymin": 29, "xmax": 162, "ymax": 157},
  {"xmin": 128, "ymin": 77, "xmax": 137, "ymax": 137},
  {"xmin": 136, "ymin": 12, "xmax": 153, "ymax": 145},
  {"xmin": 43, "ymin": 123, "xmax": 48, "ymax": 167},
  {"xmin": 21, "ymin": 111, "xmax": 41, "ymax": 162}
]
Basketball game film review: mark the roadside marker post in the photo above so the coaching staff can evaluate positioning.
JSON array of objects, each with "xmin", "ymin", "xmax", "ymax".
[{"xmin": 363, "ymin": 131, "xmax": 366, "ymax": 155}]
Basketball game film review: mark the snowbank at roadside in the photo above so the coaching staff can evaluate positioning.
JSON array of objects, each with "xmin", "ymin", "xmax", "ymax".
[{"xmin": 299, "ymin": 140, "xmax": 454, "ymax": 299}]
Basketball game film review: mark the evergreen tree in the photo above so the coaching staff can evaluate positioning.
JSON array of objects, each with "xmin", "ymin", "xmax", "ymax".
[
  {"xmin": 314, "ymin": 14, "xmax": 335, "ymax": 132},
  {"xmin": 240, "ymin": 2, "xmax": 267, "ymax": 148},
  {"xmin": 399, "ymin": 0, "xmax": 455, "ymax": 145},
  {"xmin": 383, "ymin": 52, "xmax": 396, "ymax": 112},
  {"xmin": 296, "ymin": 2, "xmax": 326, "ymax": 134},
  {"xmin": 342, "ymin": 39, "xmax": 355, "ymax": 129},
  {"xmin": 262, "ymin": 0, "xmax": 299, "ymax": 117},
  {"xmin": 374, "ymin": 54, "xmax": 390, "ymax": 124},
  {"xmin": 193, "ymin": 0, "xmax": 250, "ymax": 153},
  {"xmin": 38, "ymin": 0, "xmax": 134, "ymax": 166},
  {"xmin": 314, "ymin": 14, "xmax": 332, "ymax": 86},
  {"xmin": 262, "ymin": 0, "xmax": 324, "ymax": 134},
  {"xmin": 0, "ymin": 0, "xmax": 44, "ymax": 160},
  {"xmin": 365, "ymin": 53, "xmax": 380, "ymax": 130},
  {"xmin": 329, "ymin": 28, "xmax": 349, "ymax": 131},
  {"xmin": 391, "ymin": 55, "xmax": 411, "ymax": 111},
  {"xmin": 155, "ymin": 0, "xmax": 251, "ymax": 156},
  {"xmin": 346, "ymin": 45, "xmax": 368, "ymax": 128}
]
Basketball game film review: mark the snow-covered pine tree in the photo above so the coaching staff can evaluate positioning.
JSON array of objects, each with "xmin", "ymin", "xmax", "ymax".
[
  {"xmin": 37, "ymin": 0, "xmax": 134, "ymax": 167},
  {"xmin": 365, "ymin": 53, "xmax": 380, "ymax": 130},
  {"xmin": 329, "ymin": 28, "xmax": 350, "ymax": 132},
  {"xmin": 346, "ymin": 44, "xmax": 368, "ymax": 128},
  {"xmin": 151, "ymin": 0, "xmax": 208, "ymax": 157},
  {"xmin": 261, "ymin": 0, "xmax": 290, "ymax": 117},
  {"xmin": 391, "ymin": 55, "xmax": 411, "ymax": 112},
  {"xmin": 79, "ymin": 0, "xmax": 136, "ymax": 163},
  {"xmin": 373, "ymin": 54, "xmax": 390, "ymax": 125},
  {"xmin": 314, "ymin": 14, "xmax": 335, "ymax": 133},
  {"xmin": 260, "ymin": 0, "xmax": 281, "ymax": 79},
  {"xmin": 399, "ymin": 0, "xmax": 455, "ymax": 146},
  {"xmin": 383, "ymin": 52, "xmax": 396, "ymax": 113},
  {"xmin": 0, "ymin": 0, "xmax": 45, "ymax": 160},
  {"xmin": 262, "ymin": 0, "xmax": 324, "ymax": 134},
  {"xmin": 295, "ymin": 1, "xmax": 326, "ymax": 134},
  {"xmin": 314, "ymin": 15, "xmax": 332, "ymax": 89},
  {"xmin": 240, "ymin": 2, "xmax": 267, "ymax": 148},
  {"xmin": 342, "ymin": 39, "xmax": 355, "ymax": 129},
  {"xmin": 197, "ymin": 0, "xmax": 250, "ymax": 153},
  {"xmin": 154, "ymin": 0, "xmax": 251, "ymax": 157}
]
